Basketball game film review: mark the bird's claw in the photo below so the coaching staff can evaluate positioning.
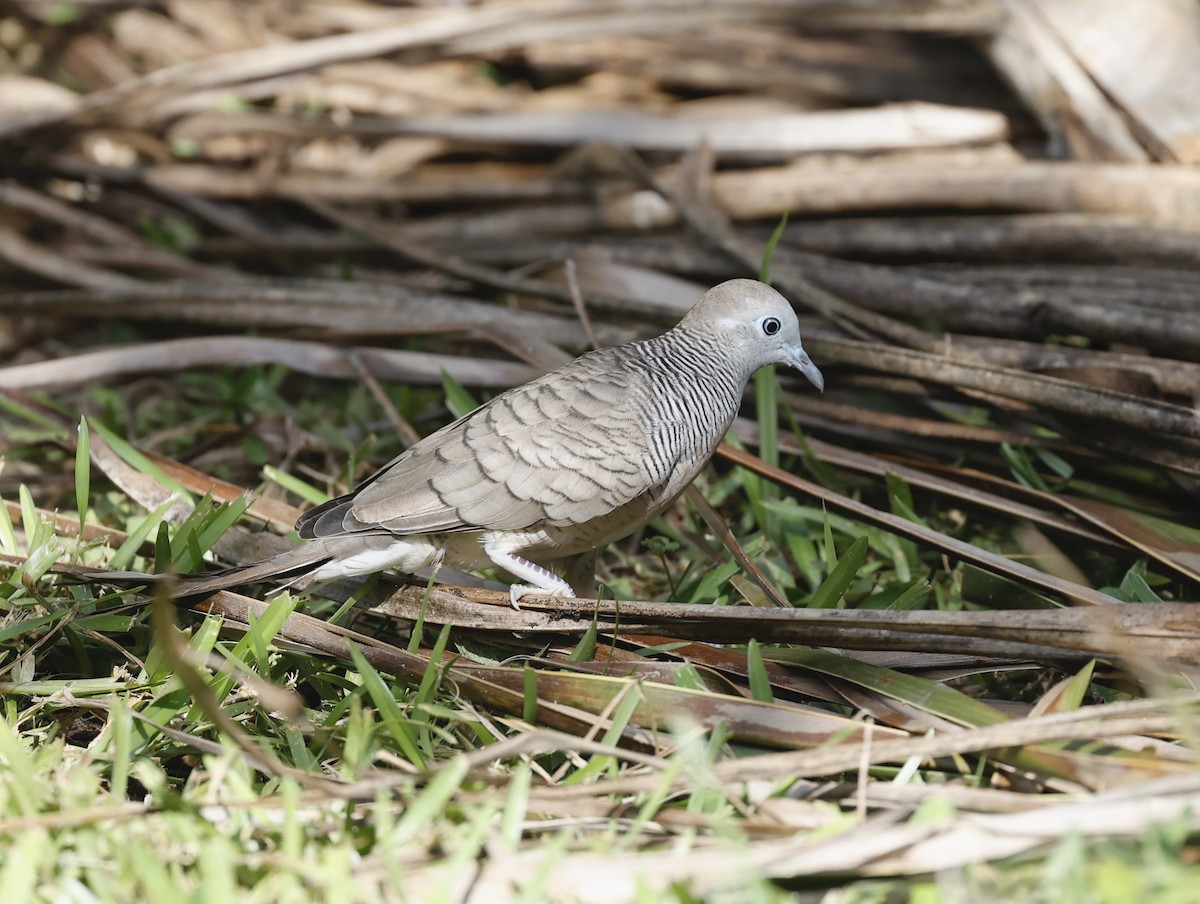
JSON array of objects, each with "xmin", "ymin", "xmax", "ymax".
[{"xmin": 508, "ymin": 584, "xmax": 576, "ymax": 610}]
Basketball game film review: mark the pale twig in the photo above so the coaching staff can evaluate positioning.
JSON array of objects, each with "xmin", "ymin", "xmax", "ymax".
[{"xmin": 563, "ymin": 258, "xmax": 601, "ymax": 351}]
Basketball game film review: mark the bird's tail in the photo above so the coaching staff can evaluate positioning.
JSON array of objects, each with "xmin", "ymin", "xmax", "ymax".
[{"xmin": 67, "ymin": 540, "xmax": 339, "ymax": 600}]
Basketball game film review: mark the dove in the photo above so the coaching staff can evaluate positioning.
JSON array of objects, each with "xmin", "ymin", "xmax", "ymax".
[{"xmin": 157, "ymin": 279, "xmax": 823, "ymax": 604}]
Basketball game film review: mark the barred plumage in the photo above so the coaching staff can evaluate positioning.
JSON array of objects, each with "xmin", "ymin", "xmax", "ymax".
[{"xmin": 174, "ymin": 279, "xmax": 824, "ymax": 604}]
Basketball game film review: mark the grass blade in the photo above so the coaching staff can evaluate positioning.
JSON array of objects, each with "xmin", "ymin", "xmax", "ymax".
[
  {"xmin": 808, "ymin": 535, "xmax": 869, "ymax": 609},
  {"xmin": 75, "ymin": 417, "xmax": 90, "ymax": 542}
]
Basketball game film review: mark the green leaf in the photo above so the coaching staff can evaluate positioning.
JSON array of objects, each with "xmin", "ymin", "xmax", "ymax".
[
  {"xmin": 75, "ymin": 418, "xmax": 90, "ymax": 540},
  {"xmin": 0, "ymin": 491, "xmax": 16, "ymax": 556},
  {"xmin": 1035, "ymin": 447, "xmax": 1074, "ymax": 480},
  {"xmin": 499, "ymin": 762, "xmax": 532, "ymax": 851},
  {"xmin": 348, "ymin": 643, "xmax": 425, "ymax": 769},
  {"xmin": 890, "ymin": 579, "xmax": 932, "ymax": 610},
  {"xmin": 46, "ymin": 4, "xmax": 83, "ymax": 27},
  {"xmin": 600, "ymin": 683, "xmax": 643, "ymax": 748},
  {"xmin": 821, "ymin": 507, "xmax": 837, "ymax": 574},
  {"xmin": 0, "ymin": 395, "xmax": 70, "ymax": 435},
  {"xmin": 0, "ymin": 712, "xmax": 41, "ymax": 815},
  {"xmin": 808, "ymin": 535, "xmax": 869, "ymax": 609},
  {"xmin": 441, "ymin": 369, "xmax": 480, "ymax": 419},
  {"xmin": 767, "ymin": 647, "xmax": 1009, "ymax": 729},
  {"xmin": 193, "ymin": 495, "xmax": 252, "ymax": 557},
  {"xmin": 392, "ymin": 756, "xmax": 470, "ymax": 846},
  {"xmin": 19, "ymin": 484, "xmax": 47, "ymax": 553},
  {"xmin": 523, "ymin": 665, "xmax": 538, "ymax": 724},
  {"xmin": 262, "ymin": 465, "xmax": 327, "ymax": 506},
  {"xmin": 1120, "ymin": 569, "xmax": 1161, "ymax": 603},
  {"xmin": 568, "ymin": 613, "xmax": 599, "ymax": 661},
  {"xmin": 1056, "ymin": 660, "xmax": 1096, "ymax": 711},
  {"xmin": 689, "ymin": 559, "xmax": 741, "ymax": 602},
  {"xmin": 109, "ymin": 497, "xmax": 177, "ymax": 572},
  {"xmin": 754, "ymin": 371, "xmax": 780, "ymax": 471},
  {"xmin": 90, "ymin": 419, "xmax": 193, "ymax": 502},
  {"xmin": 414, "ymin": 623, "xmax": 452, "ymax": 710},
  {"xmin": 746, "ymin": 639, "xmax": 773, "ymax": 703},
  {"xmin": 109, "ymin": 697, "xmax": 133, "ymax": 802},
  {"xmin": 759, "ymin": 213, "xmax": 789, "ymax": 284}
]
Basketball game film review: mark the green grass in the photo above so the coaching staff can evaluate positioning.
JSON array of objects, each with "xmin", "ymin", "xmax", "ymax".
[{"xmin": 2, "ymin": 354, "xmax": 1197, "ymax": 901}]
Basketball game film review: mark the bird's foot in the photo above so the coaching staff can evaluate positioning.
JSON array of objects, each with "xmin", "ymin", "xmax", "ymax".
[
  {"xmin": 483, "ymin": 542, "xmax": 576, "ymax": 610},
  {"xmin": 508, "ymin": 582, "xmax": 576, "ymax": 610}
]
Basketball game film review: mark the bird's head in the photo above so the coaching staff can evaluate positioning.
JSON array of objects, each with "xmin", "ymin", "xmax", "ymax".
[{"xmin": 680, "ymin": 278, "xmax": 824, "ymax": 391}]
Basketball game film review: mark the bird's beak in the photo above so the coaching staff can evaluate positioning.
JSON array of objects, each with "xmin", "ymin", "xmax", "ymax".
[{"xmin": 787, "ymin": 346, "xmax": 824, "ymax": 392}]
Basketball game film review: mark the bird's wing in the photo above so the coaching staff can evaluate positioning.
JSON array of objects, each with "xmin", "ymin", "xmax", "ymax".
[{"xmin": 297, "ymin": 349, "xmax": 673, "ymax": 539}]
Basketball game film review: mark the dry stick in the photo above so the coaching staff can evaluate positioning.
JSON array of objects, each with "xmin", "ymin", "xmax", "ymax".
[
  {"xmin": 373, "ymin": 585, "xmax": 1191, "ymax": 660},
  {"xmin": 1020, "ymin": 0, "xmax": 1200, "ymax": 164},
  {"xmin": 0, "ymin": 5, "xmax": 530, "ymax": 140},
  {"xmin": 151, "ymin": 180, "xmax": 290, "ymax": 241},
  {"xmin": 0, "ymin": 222, "xmax": 144, "ymax": 291},
  {"xmin": 0, "ymin": 181, "xmax": 156, "ymax": 248},
  {"xmin": 468, "ymin": 323, "xmax": 575, "ymax": 371},
  {"xmin": 2, "ymin": 500, "xmax": 131, "ymax": 548},
  {"xmin": 0, "ymin": 282, "xmax": 596, "ymax": 346},
  {"xmin": 785, "ymin": 383, "xmax": 1200, "ymax": 479},
  {"xmin": 0, "ymin": 182, "xmax": 229, "ymax": 282},
  {"xmin": 684, "ymin": 485, "xmax": 791, "ymax": 608},
  {"xmin": 301, "ymin": 199, "xmax": 651, "ymax": 317},
  {"xmin": 985, "ymin": 0, "xmax": 1149, "ymax": 162},
  {"xmin": 781, "ymin": 213, "xmax": 1200, "ymax": 269},
  {"xmin": 781, "ymin": 385, "xmax": 1072, "ymax": 445},
  {"xmin": 451, "ymin": 231, "xmax": 1200, "ymax": 401},
  {"xmin": 118, "ymin": 159, "xmax": 1200, "ymax": 222},
  {"xmin": 530, "ymin": 702, "xmax": 1196, "ymax": 801},
  {"xmin": 563, "ymin": 259, "xmax": 601, "ymax": 352},
  {"xmin": 435, "ymin": 3, "xmax": 994, "ymax": 65},
  {"xmin": 347, "ymin": 351, "xmax": 423, "ymax": 448},
  {"xmin": 0, "ymin": 802, "xmax": 155, "ymax": 836},
  {"xmin": 448, "ymin": 229, "xmax": 1200, "ymax": 345},
  {"xmin": 374, "ymin": 102, "xmax": 1006, "ymax": 160},
  {"xmin": 954, "ymin": 262, "xmax": 1200, "ymax": 296},
  {"xmin": 0, "ymin": 336, "xmax": 539, "ymax": 392},
  {"xmin": 449, "ymin": 729, "xmax": 670, "ymax": 775},
  {"xmin": 28, "ymin": 549, "xmax": 1190, "ymax": 666},
  {"xmin": 67, "ymin": 244, "xmax": 237, "ymax": 280},
  {"xmin": 708, "ymin": 160, "xmax": 1200, "ymax": 221},
  {"xmin": 787, "ymin": 352, "xmax": 1199, "ymax": 483},
  {"xmin": 809, "ymin": 336, "xmax": 1200, "ymax": 440},
  {"xmin": 305, "ymin": 197, "xmax": 575, "ymax": 303},
  {"xmin": 792, "ymin": 384, "xmax": 1200, "ymax": 475},
  {"xmin": 1040, "ymin": 297, "xmax": 1200, "ymax": 360},
  {"xmin": 934, "ymin": 335, "xmax": 1200, "ymax": 398},
  {"xmin": 614, "ymin": 145, "xmax": 943, "ymax": 353},
  {"xmin": 134, "ymin": 160, "xmax": 593, "ymax": 204},
  {"xmin": 796, "ymin": 253, "xmax": 1200, "ymax": 361},
  {"xmin": 712, "ymin": 710, "xmax": 1195, "ymax": 788}
]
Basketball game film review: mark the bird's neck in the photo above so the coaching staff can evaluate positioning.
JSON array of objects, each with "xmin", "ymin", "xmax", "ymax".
[
  {"xmin": 638, "ymin": 329, "xmax": 754, "ymax": 444},
  {"xmin": 649, "ymin": 327, "xmax": 761, "ymax": 385}
]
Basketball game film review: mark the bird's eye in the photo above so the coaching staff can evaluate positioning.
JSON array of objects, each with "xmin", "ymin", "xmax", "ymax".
[{"xmin": 761, "ymin": 317, "xmax": 781, "ymax": 336}]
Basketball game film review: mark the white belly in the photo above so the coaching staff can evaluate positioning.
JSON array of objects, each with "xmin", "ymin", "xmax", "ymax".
[{"xmin": 308, "ymin": 536, "xmax": 444, "ymax": 581}]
